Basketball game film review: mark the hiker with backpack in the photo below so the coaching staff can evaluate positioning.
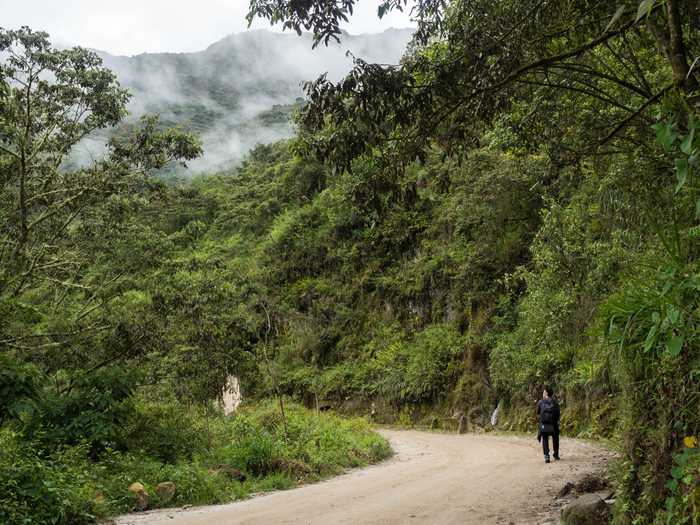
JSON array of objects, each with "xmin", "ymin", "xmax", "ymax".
[{"xmin": 536, "ymin": 386, "xmax": 560, "ymax": 463}]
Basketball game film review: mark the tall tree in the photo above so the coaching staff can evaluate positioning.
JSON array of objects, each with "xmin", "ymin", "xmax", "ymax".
[
  {"xmin": 0, "ymin": 27, "xmax": 201, "ymax": 350},
  {"xmin": 248, "ymin": 1, "xmax": 699, "ymax": 172}
]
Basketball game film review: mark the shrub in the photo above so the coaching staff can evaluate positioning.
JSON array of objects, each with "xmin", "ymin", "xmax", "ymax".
[
  {"xmin": 0, "ymin": 429, "xmax": 98, "ymax": 525},
  {"xmin": 95, "ymin": 451, "xmax": 237, "ymax": 513},
  {"xmin": 658, "ymin": 444, "xmax": 700, "ymax": 524},
  {"xmin": 2, "ymin": 396, "xmax": 391, "ymax": 523},
  {"xmin": 0, "ymin": 354, "xmax": 41, "ymax": 426},
  {"xmin": 603, "ymin": 251, "xmax": 700, "ymax": 523},
  {"xmin": 358, "ymin": 324, "xmax": 464, "ymax": 405},
  {"xmin": 26, "ymin": 367, "xmax": 138, "ymax": 455},
  {"xmin": 124, "ymin": 400, "xmax": 206, "ymax": 463},
  {"xmin": 214, "ymin": 418, "xmax": 279, "ymax": 476},
  {"xmin": 404, "ymin": 324, "xmax": 463, "ymax": 402}
]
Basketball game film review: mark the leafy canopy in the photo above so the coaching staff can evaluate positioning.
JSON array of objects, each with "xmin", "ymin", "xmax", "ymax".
[
  {"xmin": 0, "ymin": 27, "xmax": 202, "ymax": 302},
  {"xmin": 249, "ymin": 1, "xmax": 699, "ymax": 172}
]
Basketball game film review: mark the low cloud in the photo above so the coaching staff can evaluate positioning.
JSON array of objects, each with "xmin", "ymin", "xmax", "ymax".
[{"xmin": 95, "ymin": 29, "xmax": 413, "ymax": 175}]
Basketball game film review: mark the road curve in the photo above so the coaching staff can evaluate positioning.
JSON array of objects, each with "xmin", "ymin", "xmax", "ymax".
[{"xmin": 115, "ymin": 430, "xmax": 612, "ymax": 525}]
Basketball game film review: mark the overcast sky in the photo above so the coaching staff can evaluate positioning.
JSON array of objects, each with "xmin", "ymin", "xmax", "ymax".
[{"xmin": 0, "ymin": 1, "xmax": 416, "ymax": 56}]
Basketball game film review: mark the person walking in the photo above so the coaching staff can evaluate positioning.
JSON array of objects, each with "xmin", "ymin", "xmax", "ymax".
[{"xmin": 536, "ymin": 386, "xmax": 560, "ymax": 463}]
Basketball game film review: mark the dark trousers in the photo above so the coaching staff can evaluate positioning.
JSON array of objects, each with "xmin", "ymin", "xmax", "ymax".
[{"xmin": 541, "ymin": 430, "xmax": 559, "ymax": 458}]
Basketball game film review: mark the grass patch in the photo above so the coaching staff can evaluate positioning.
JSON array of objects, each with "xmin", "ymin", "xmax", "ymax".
[{"xmin": 0, "ymin": 400, "xmax": 391, "ymax": 524}]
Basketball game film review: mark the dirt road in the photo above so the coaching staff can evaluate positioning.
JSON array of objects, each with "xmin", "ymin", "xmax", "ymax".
[{"xmin": 115, "ymin": 430, "xmax": 612, "ymax": 525}]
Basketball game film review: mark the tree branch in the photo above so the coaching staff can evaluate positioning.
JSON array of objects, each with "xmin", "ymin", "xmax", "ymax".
[
  {"xmin": 473, "ymin": 7, "xmax": 661, "ymax": 99},
  {"xmin": 597, "ymin": 85, "xmax": 671, "ymax": 147}
]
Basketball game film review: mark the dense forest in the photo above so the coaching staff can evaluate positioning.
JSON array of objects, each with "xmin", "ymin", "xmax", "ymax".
[{"xmin": 1, "ymin": 0, "xmax": 699, "ymax": 523}]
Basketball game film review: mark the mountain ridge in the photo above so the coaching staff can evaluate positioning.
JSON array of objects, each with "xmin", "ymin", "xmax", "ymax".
[{"xmin": 82, "ymin": 28, "xmax": 412, "ymax": 173}]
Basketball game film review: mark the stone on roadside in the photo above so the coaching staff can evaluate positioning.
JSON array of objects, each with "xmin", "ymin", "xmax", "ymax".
[
  {"xmin": 155, "ymin": 481, "xmax": 176, "ymax": 503},
  {"xmin": 128, "ymin": 482, "xmax": 149, "ymax": 511},
  {"xmin": 561, "ymin": 493, "xmax": 611, "ymax": 525},
  {"xmin": 595, "ymin": 489, "xmax": 615, "ymax": 501},
  {"xmin": 128, "ymin": 482, "xmax": 144, "ymax": 493},
  {"xmin": 574, "ymin": 473, "xmax": 608, "ymax": 493},
  {"xmin": 557, "ymin": 481, "xmax": 575, "ymax": 498},
  {"xmin": 133, "ymin": 490, "xmax": 149, "ymax": 511}
]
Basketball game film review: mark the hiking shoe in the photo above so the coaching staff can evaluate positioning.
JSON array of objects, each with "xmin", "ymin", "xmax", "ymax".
[
  {"xmin": 545, "ymin": 456, "xmax": 551, "ymax": 464},
  {"xmin": 554, "ymin": 455, "xmax": 560, "ymax": 461}
]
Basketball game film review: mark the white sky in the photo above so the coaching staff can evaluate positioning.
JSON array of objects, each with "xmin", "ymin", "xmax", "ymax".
[{"xmin": 0, "ymin": 0, "xmax": 416, "ymax": 56}]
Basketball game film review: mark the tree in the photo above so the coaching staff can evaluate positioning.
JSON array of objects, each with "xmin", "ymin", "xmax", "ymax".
[
  {"xmin": 0, "ymin": 27, "xmax": 201, "ymax": 350},
  {"xmin": 247, "ymin": 4, "xmax": 700, "ymax": 523},
  {"xmin": 246, "ymin": 0, "xmax": 445, "ymax": 47},
  {"xmin": 248, "ymin": 1, "xmax": 699, "ymax": 172}
]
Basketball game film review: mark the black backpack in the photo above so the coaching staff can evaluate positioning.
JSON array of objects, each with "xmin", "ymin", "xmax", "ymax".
[{"xmin": 540, "ymin": 399, "xmax": 555, "ymax": 426}]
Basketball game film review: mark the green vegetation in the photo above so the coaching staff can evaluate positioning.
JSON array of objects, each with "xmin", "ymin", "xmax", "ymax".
[
  {"xmin": 2, "ymin": 1, "xmax": 700, "ymax": 524},
  {"xmin": 0, "ymin": 28, "xmax": 390, "ymax": 524},
  {"xmin": 0, "ymin": 400, "xmax": 389, "ymax": 524}
]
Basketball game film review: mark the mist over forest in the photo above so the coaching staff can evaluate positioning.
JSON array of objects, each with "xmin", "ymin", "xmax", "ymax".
[{"xmin": 79, "ymin": 29, "xmax": 412, "ymax": 173}]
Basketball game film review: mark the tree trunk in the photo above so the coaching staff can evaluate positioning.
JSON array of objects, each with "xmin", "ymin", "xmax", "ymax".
[
  {"xmin": 648, "ymin": 1, "xmax": 698, "ymax": 94},
  {"xmin": 666, "ymin": 0, "xmax": 697, "ymax": 91},
  {"xmin": 18, "ymin": 152, "xmax": 27, "ymax": 249}
]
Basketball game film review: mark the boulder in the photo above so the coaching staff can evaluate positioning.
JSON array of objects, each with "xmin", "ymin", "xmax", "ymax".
[
  {"xmin": 561, "ymin": 493, "xmax": 611, "ymax": 525},
  {"xmin": 155, "ymin": 482, "xmax": 176, "ymax": 504},
  {"xmin": 574, "ymin": 473, "xmax": 608, "ymax": 493},
  {"xmin": 128, "ymin": 482, "xmax": 145, "ymax": 493},
  {"xmin": 128, "ymin": 482, "xmax": 149, "ymax": 511},
  {"xmin": 557, "ymin": 481, "xmax": 575, "ymax": 498}
]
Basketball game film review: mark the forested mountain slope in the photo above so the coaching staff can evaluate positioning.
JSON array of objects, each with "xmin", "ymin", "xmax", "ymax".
[
  {"xmin": 2, "ymin": 1, "xmax": 700, "ymax": 524},
  {"xmin": 92, "ymin": 29, "xmax": 412, "ymax": 172}
]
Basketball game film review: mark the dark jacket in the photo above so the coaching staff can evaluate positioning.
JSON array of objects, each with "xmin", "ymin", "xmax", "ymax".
[{"xmin": 537, "ymin": 398, "xmax": 560, "ymax": 434}]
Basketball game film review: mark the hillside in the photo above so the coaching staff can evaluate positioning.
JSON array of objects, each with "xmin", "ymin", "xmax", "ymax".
[
  {"xmin": 91, "ymin": 29, "xmax": 412, "ymax": 172},
  {"xmin": 2, "ymin": 3, "xmax": 700, "ymax": 525}
]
